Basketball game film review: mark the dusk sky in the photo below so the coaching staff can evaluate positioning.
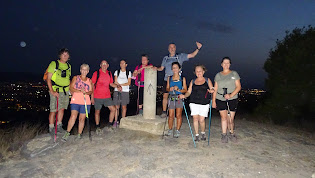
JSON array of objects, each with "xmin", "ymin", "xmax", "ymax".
[{"xmin": 1, "ymin": 1, "xmax": 314, "ymax": 88}]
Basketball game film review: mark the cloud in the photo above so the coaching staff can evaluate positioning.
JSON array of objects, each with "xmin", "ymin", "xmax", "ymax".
[
  {"xmin": 166, "ymin": 13, "xmax": 235, "ymax": 34},
  {"xmin": 196, "ymin": 21, "xmax": 235, "ymax": 34}
]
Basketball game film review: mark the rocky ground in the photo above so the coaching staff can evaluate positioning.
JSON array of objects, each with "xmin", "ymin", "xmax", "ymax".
[{"xmin": 0, "ymin": 115, "xmax": 315, "ymax": 178}]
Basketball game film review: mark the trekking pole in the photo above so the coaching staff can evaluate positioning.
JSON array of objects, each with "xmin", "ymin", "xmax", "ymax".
[
  {"xmin": 182, "ymin": 99, "xmax": 196, "ymax": 148},
  {"xmin": 172, "ymin": 90, "xmax": 176, "ymax": 138},
  {"xmin": 83, "ymin": 94, "xmax": 91, "ymax": 141},
  {"xmin": 54, "ymin": 89, "xmax": 59, "ymax": 143},
  {"xmin": 162, "ymin": 97, "xmax": 171, "ymax": 139},
  {"xmin": 136, "ymin": 81, "xmax": 140, "ymax": 114},
  {"xmin": 223, "ymin": 88, "xmax": 232, "ymax": 132},
  {"xmin": 208, "ymin": 93, "xmax": 212, "ymax": 146}
]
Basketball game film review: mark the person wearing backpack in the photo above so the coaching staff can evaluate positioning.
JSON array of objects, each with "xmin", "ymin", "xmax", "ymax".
[
  {"xmin": 153, "ymin": 42, "xmax": 203, "ymax": 118},
  {"xmin": 91, "ymin": 60, "xmax": 120, "ymax": 134},
  {"xmin": 132, "ymin": 54, "xmax": 153, "ymax": 115},
  {"xmin": 113, "ymin": 59, "xmax": 132, "ymax": 127},
  {"xmin": 179, "ymin": 64, "xmax": 214, "ymax": 142},
  {"xmin": 46, "ymin": 48, "xmax": 71, "ymax": 134},
  {"xmin": 165, "ymin": 62, "xmax": 187, "ymax": 138}
]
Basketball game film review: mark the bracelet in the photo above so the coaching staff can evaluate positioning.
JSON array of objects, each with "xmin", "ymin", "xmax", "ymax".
[{"xmin": 197, "ymin": 48, "xmax": 201, "ymax": 51}]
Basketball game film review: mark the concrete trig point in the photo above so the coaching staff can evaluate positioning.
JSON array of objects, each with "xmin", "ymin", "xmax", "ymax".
[{"xmin": 120, "ymin": 68, "xmax": 166, "ymax": 135}]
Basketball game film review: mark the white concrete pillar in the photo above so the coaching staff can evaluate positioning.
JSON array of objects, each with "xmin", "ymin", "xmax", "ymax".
[{"xmin": 143, "ymin": 68, "xmax": 157, "ymax": 119}]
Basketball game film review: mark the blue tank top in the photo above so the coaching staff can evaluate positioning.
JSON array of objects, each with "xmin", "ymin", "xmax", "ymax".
[{"xmin": 169, "ymin": 75, "xmax": 182, "ymax": 95}]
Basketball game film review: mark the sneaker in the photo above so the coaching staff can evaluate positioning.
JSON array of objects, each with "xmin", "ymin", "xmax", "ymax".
[
  {"xmin": 61, "ymin": 132, "xmax": 70, "ymax": 142},
  {"xmin": 174, "ymin": 130, "xmax": 180, "ymax": 138},
  {"xmin": 139, "ymin": 109, "xmax": 143, "ymax": 115},
  {"xmin": 165, "ymin": 129, "xmax": 172, "ymax": 136},
  {"xmin": 195, "ymin": 135, "xmax": 200, "ymax": 142},
  {"xmin": 113, "ymin": 121, "xmax": 118, "ymax": 128},
  {"xmin": 229, "ymin": 133, "xmax": 237, "ymax": 142},
  {"xmin": 96, "ymin": 127, "xmax": 102, "ymax": 135},
  {"xmin": 221, "ymin": 133, "xmax": 228, "ymax": 143},
  {"xmin": 160, "ymin": 112, "xmax": 167, "ymax": 118},
  {"xmin": 201, "ymin": 133, "xmax": 206, "ymax": 141},
  {"xmin": 57, "ymin": 124, "xmax": 65, "ymax": 133}
]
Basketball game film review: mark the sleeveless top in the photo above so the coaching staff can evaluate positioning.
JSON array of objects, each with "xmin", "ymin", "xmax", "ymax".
[
  {"xmin": 169, "ymin": 75, "xmax": 183, "ymax": 95},
  {"xmin": 71, "ymin": 75, "xmax": 92, "ymax": 105},
  {"xmin": 190, "ymin": 79, "xmax": 209, "ymax": 105}
]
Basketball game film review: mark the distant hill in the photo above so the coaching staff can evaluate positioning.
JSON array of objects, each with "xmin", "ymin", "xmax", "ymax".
[{"xmin": 0, "ymin": 72, "xmax": 42, "ymax": 82}]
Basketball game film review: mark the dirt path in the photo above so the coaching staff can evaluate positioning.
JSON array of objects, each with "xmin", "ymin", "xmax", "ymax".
[{"xmin": 1, "ymin": 116, "xmax": 315, "ymax": 178}]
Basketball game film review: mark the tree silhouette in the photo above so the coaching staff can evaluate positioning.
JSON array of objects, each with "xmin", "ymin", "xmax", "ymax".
[{"xmin": 259, "ymin": 26, "xmax": 314, "ymax": 126}]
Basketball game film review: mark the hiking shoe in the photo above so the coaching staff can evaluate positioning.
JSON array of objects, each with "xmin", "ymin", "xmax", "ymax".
[
  {"xmin": 201, "ymin": 133, "xmax": 206, "ymax": 141},
  {"xmin": 174, "ymin": 130, "xmax": 180, "ymax": 138},
  {"xmin": 165, "ymin": 129, "xmax": 172, "ymax": 136},
  {"xmin": 139, "ymin": 109, "xmax": 143, "ymax": 115},
  {"xmin": 221, "ymin": 133, "xmax": 228, "ymax": 143},
  {"xmin": 229, "ymin": 133, "xmax": 237, "ymax": 142},
  {"xmin": 113, "ymin": 121, "xmax": 118, "ymax": 128},
  {"xmin": 77, "ymin": 134, "xmax": 82, "ymax": 140},
  {"xmin": 96, "ymin": 127, "xmax": 102, "ymax": 135},
  {"xmin": 61, "ymin": 132, "xmax": 70, "ymax": 142},
  {"xmin": 195, "ymin": 135, "xmax": 200, "ymax": 142},
  {"xmin": 57, "ymin": 124, "xmax": 65, "ymax": 133},
  {"xmin": 49, "ymin": 127, "xmax": 55, "ymax": 135},
  {"xmin": 160, "ymin": 112, "xmax": 167, "ymax": 118}
]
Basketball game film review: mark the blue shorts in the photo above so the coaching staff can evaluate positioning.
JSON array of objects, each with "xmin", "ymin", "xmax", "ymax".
[{"xmin": 71, "ymin": 104, "xmax": 91, "ymax": 114}]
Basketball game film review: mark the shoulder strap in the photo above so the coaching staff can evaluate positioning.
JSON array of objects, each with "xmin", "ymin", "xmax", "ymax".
[
  {"xmin": 95, "ymin": 70, "xmax": 100, "ymax": 89},
  {"xmin": 117, "ymin": 70, "xmax": 120, "ymax": 78},
  {"xmin": 204, "ymin": 77, "xmax": 208, "ymax": 84},
  {"xmin": 126, "ymin": 70, "xmax": 130, "ymax": 79},
  {"xmin": 54, "ymin": 60, "xmax": 59, "ymax": 71}
]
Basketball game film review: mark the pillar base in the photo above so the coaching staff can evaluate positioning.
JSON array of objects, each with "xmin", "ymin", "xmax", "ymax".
[{"xmin": 120, "ymin": 115, "xmax": 167, "ymax": 135}]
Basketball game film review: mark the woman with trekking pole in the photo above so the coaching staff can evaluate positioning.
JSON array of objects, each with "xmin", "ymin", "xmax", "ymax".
[
  {"xmin": 212, "ymin": 57, "xmax": 241, "ymax": 143},
  {"xmin": 62, "ymin": 64, "xmax": 93, "ymax": 142},
  {"xmin": 179, "ymin": 64, "xmax": 214, "ymax": 141},
  {"xmin": 165, "ymin": 62, "xmax": 187, "ymax": 138}
]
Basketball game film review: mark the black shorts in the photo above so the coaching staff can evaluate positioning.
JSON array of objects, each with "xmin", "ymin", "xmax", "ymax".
[
  {"xmin": 162, "ymin": 81, "xmax": 168, "ymax": 93},
  {"xmin": 216, "ymin": 99, "xmax": 238, "ymax": 112}
]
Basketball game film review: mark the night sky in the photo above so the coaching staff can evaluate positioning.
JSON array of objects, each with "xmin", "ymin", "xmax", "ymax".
[{"xmin": 1, "ymin": 1, "xmax": 314, "ymax": 88}]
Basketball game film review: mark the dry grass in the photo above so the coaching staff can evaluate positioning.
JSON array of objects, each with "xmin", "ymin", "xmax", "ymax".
[{"xmin": 0, "ymin": 123, "xmax": 45, "ymax": 160}]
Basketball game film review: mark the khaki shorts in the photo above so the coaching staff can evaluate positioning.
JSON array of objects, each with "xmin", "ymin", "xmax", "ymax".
[{"xmin": 49, "ymin": 92, "xmax": 70, "ymax": 112}]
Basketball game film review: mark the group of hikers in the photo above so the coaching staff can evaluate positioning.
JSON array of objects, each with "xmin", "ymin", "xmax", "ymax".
[{"xmin": 45, "ymin": 42, "xmax": 241, "ymax": 143}]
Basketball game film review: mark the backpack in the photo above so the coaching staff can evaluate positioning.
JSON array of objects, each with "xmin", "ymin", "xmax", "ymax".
[
  {"xmin": 116, "ymin": 69, "xmax": 131, "ymax": 79},
  {"xmin": 94, "ymin": 70, "xmax": 112, "ymax": 89},
  {"xmin": 43, "ymin": 60, "xmax": 70, "ymax": 81}
]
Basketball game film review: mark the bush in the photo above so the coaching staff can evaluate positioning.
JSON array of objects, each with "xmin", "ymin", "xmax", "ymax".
[{"xmin": 0, "ymin": 123, "xmax": 45, "ymax": 160}]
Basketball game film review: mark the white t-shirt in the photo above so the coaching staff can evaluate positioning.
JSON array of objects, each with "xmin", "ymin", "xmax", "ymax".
[{"xmin": 114, "ymin": 70, "xmax": 132, "ymax": 92}]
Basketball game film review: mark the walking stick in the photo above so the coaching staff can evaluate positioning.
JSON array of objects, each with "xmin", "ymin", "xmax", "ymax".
[
  {"xmin": 54, "ymin": 96, "xmax": 58, "ymax": 143},
  {"xmin": 83, "ymin": 94, "xmax": 91, "ymax": 141},
  {"xmin": 182, "ymin": 99, "xmax": 196, "ymax": 148},
  {"xmin": 208, "ymin": 94, "xmax": 212, "ymax": 146},
  {"xmin": 223, "ymin": 88, "xmax": 232, "ymax": 132}
]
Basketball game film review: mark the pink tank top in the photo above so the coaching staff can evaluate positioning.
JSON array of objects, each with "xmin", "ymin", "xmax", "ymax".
[{"xmin": 70, "ymin": 75, "xmax": 92, "ymax": 105}]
